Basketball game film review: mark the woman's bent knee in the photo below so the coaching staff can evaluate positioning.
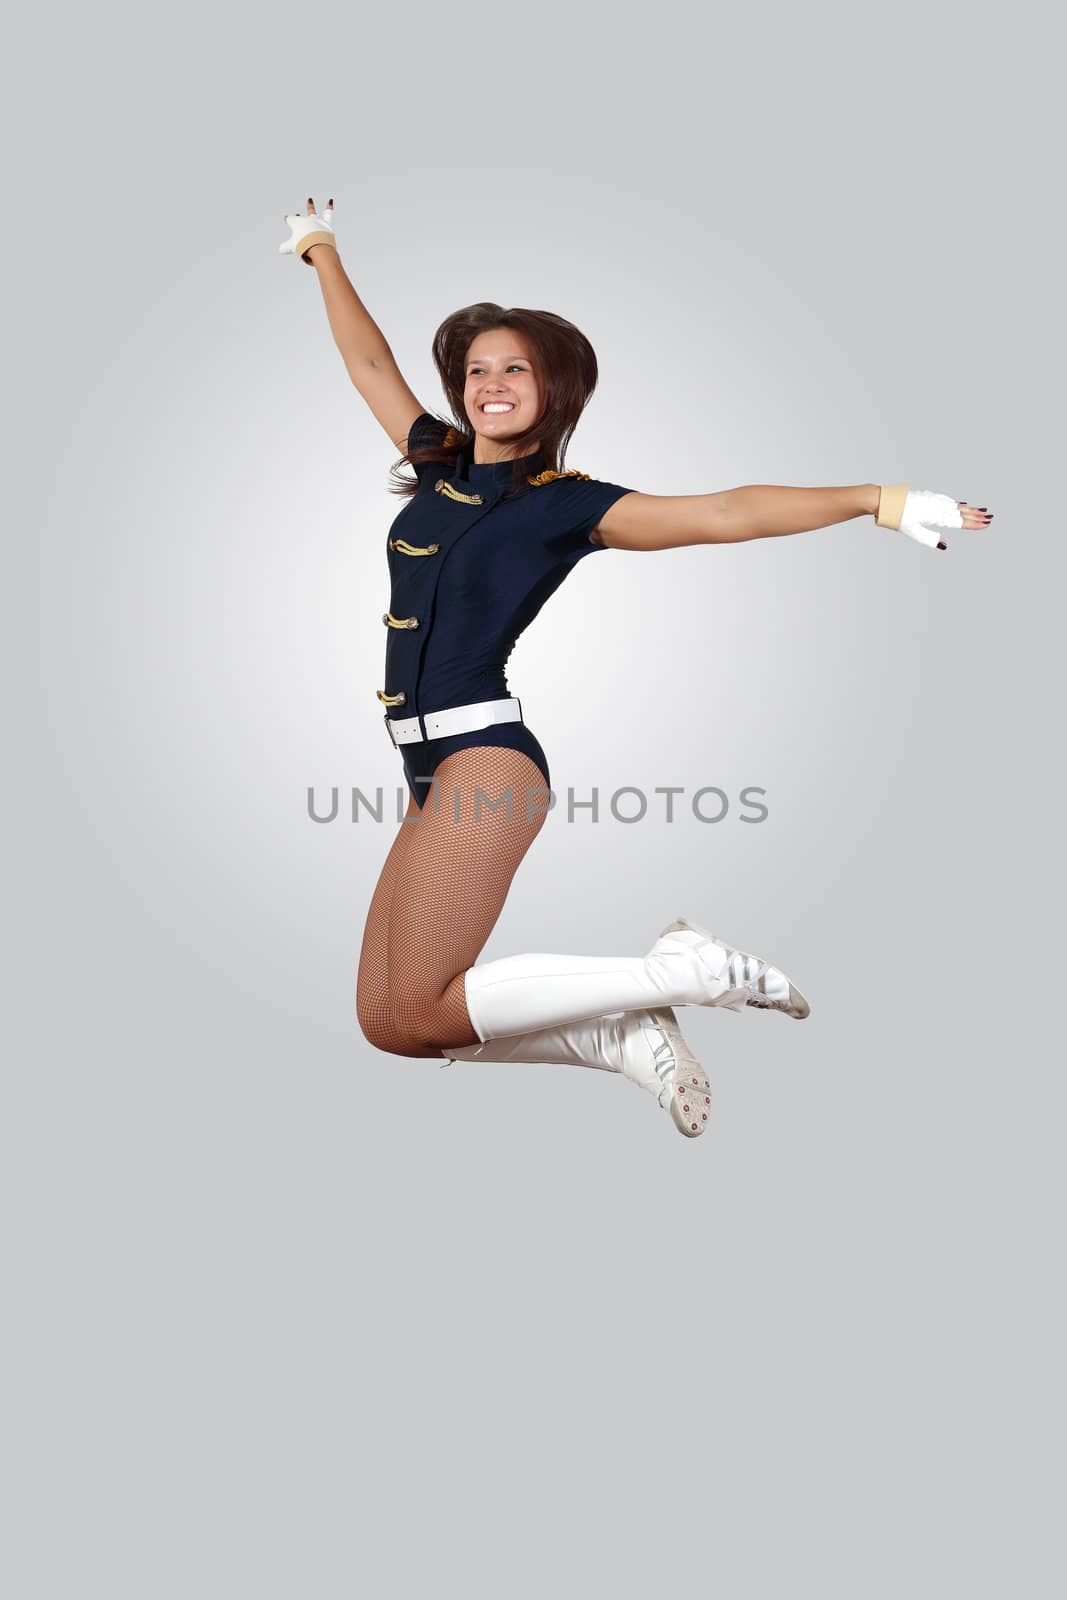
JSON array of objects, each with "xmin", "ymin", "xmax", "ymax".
[{"xmin": 355, "ymin": 1012, "xmax": 447, "ymax": 1059}]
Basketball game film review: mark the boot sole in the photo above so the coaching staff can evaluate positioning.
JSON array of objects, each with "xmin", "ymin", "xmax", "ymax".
[
  {"xmin": 661, "ymin": 917, "xmax": 811, "ymax": 1020},
  {"xmin": 645, "ymin": 1007, "xmax": 712, "ymax": 1137}
]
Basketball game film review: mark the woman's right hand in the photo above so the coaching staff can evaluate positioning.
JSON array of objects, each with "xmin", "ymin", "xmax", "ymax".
[{"xmin": 279, "ymin": 196, "xmax": 337, "ymax": 265}]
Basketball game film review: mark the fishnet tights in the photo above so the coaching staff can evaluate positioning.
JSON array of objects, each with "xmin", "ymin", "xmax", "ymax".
[{"xmin": 356, "ymin": 746, "xmax": 552, "ymax": 1058}]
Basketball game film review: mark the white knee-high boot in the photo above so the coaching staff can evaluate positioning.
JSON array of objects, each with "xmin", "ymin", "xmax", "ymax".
[
  {"xmin": 460, "ymin": 917, "xmax": 809, "ymax": 1043},
  {"xmin": 443, "ymin": 1012, "xmax": 627, "ymax": 1074},
  {"xmin": 441, "ymin": 1004, "xmax": 714, "ymax": 1138}
]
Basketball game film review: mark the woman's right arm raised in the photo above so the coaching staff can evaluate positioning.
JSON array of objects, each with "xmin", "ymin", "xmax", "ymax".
[{"xmin": 283, "ymin": 198, "xmax": 425, "ymax": 452}]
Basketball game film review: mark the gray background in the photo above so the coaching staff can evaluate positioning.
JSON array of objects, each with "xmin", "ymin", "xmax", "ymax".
[{"xmin": 5, "ymin": 0, "xmax": 1063, "ymax": 1595}]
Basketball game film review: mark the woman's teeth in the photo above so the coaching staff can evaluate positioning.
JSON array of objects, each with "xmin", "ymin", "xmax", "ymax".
[{"xmin": 481, "ymin": 403, "xmax": 514, "ymax": 414}]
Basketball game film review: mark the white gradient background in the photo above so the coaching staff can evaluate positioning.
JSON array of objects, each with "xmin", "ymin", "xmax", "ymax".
[{"xmin": 6, "ymin": 2, "xmax": 1063, "ymax": 1596}]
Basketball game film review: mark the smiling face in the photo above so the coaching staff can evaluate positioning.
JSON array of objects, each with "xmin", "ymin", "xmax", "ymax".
[{"xmin": 462, "ymin": 328, "xmax": 544, "ymax": 462}]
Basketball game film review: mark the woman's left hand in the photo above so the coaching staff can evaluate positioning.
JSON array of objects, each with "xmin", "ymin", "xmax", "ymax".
[{"xmin": 887, "ymin": 487, "xmax": 994, "ymax": 550}]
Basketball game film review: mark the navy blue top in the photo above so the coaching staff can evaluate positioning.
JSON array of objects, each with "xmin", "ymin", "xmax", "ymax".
[{"xmin": 378, "ymin": 412, "xmax": 635, "ymax": 728}]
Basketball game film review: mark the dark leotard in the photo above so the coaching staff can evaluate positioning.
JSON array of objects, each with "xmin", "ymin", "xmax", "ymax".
[{"xmin": 378, "ymin": 412, "xmax": 635, "ymax": 810}]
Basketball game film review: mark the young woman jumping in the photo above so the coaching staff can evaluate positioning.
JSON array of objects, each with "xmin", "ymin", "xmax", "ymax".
[{"xmin": 281, "ymin": 197, "xmax": 993, "ymax": 1139}]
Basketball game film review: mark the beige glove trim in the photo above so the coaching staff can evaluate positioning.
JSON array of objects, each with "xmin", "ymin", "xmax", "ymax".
[
  {"xmin": 875, "ymin": 483, "xmax": 910, "ymax": 530},
  {"xmin": 296, "ymin": 230, "xmax": 338, "ymax": 265}
]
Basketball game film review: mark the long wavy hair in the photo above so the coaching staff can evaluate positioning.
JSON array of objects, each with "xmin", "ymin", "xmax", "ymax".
[{"xmin": 388, "ymin": 302, "xmax": 600, "ymax": 500}]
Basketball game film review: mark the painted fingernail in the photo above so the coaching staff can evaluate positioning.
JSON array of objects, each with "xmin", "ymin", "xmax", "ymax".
[{"xmin": 937, "ymin": 542, "xmax": 947, "ymax": 550}]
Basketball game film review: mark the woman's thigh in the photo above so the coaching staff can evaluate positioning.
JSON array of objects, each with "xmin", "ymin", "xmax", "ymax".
[
  {"xmin": 355, "ymin": 786, "xmax": 422, "ymax": 1043},
  {"xmin": 385, "ymin": 744, "xmax": 551, "ymax": 1042}
]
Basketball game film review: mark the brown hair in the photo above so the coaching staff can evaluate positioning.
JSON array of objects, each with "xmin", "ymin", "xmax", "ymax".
[{"xmin": 388, "ymin": 302, "xmax": 601, "ymax": 500}]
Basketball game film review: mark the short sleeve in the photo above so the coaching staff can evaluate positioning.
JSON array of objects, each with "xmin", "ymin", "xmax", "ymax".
[
  {"xmin": 531, "ymin": 475, "xmax": 636, "ymax": 565},
  {"xmin": 404, "ymin": 411, "xmax": 450, "ymax": 484}
]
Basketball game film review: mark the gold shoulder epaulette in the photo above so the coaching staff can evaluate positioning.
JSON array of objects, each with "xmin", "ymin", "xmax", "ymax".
[
  {"xmin": 441, "ymin": 427, "xmax": 462, "ymax": 449},
  {"xmin": 526, "ymin": 468, "xmax": 591, "ymax": 486}
]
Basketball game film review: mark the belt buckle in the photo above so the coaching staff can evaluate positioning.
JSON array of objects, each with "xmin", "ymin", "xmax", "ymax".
[{"xmin": 383, "ymin": 712, "xmax": 398, "ymax": 749}]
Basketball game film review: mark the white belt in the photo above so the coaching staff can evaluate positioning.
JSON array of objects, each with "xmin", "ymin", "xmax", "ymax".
[{"xmin": 384, "ymin": 696, "xmax": 524, "ymax": 748}]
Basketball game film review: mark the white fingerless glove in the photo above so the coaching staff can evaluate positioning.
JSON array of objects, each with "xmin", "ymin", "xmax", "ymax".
[
  {"xmin": 279, "ymin": 203, "xmax": 337, "ymax": 266},
  {"xmin": 876, "ymin": 484, "xmax": 964, "ymax": 551}
]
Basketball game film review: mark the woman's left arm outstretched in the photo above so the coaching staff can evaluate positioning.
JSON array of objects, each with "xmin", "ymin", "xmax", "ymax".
[{"xmin": 593, "ymin": 483, "xmax": 993, "ymax": 551}]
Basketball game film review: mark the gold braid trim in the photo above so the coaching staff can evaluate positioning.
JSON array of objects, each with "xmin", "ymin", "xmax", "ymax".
[
  {"xmin": 526, "ymin": 468, "xmax": 591, "ymax": 486},
  {"xmin": 390, "ymin": 537, "xmax": 439, "ymax": 555},
  {"xmin": 435, "ymin": 480, "xmax": 484, "ymax": 504}
]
